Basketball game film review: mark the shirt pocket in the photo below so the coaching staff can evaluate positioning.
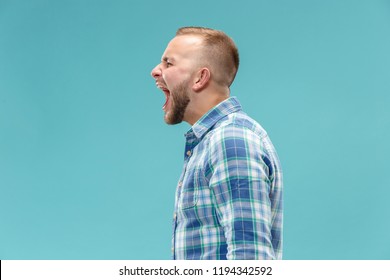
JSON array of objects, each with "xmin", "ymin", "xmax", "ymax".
[
  {"xmin": 179, "ymin": 188, "xmax": 198, "ymax": 209},
  {"xmin": 178, "ymin": 170, "xmax": 200, "ymax": 209}
]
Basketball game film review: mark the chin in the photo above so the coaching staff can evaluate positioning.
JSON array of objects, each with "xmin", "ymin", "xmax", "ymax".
[{"xmin": 164, "ymin": 113, "xmax": 183, "ymax": 125}]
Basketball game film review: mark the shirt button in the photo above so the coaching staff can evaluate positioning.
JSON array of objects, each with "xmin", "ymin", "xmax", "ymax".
[
  {"xmin": 178, "ymin": 181, "xmax": 182, "ymax": 187},
  {"xmin": 186, "ymin": 150, "xmax": 192, "ymax": 157},
  {"xmin": 173, "ymin": 213, "xmax": 177, "ymax": 219}
]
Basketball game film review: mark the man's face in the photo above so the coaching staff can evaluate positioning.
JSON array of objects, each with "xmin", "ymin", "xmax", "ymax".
[{"xmin": 151, "ymin": 35, "xmax": 203, "ymax": 124}]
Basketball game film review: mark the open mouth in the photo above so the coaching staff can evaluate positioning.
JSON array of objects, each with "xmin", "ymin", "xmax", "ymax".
[{"xmin": 156, "ymin": 83, "xmax": 171, "ymax": 111}]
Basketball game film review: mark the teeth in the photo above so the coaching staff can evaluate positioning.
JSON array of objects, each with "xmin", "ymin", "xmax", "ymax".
[
  {"xmin": 156, "ymin": 82, "xmax": 166, "ymax": 89},
  {"xmin": 155, "ymin": 81, "xmax": 169, "ymax": 91}
]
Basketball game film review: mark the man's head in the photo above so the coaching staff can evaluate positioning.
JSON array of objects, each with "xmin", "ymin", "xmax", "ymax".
[{"xmin": 151, "ymin": 26, "xmax": 239, "ymax": 125}]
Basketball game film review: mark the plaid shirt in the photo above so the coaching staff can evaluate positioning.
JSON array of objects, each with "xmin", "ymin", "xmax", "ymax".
[{"xmin": 172, "ymin": 97, "xmax": 283, "ymax": 260}]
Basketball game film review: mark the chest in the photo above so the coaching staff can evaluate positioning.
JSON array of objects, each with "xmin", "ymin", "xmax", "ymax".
[{"xmin": 175, "ymin": 136, "xmax": 213, "ymax": 211}]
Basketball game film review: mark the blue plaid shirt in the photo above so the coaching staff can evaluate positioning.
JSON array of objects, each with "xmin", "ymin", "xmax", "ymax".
[{"xmin": 172, "ymin": 97, "xmax": 283, "ymax": 260}]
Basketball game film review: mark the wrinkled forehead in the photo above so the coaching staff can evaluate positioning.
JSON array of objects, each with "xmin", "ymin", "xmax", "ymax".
[{"xmin": 162, "ymin": 35, "xmax": 205, "ymax": 61}]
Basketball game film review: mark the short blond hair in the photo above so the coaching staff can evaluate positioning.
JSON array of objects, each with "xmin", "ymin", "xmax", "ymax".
[{"xmin": 176, "ymin": 26, "xmax": 239, "ymax": 87}]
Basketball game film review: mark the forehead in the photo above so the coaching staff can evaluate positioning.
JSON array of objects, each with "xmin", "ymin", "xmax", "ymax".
[{"xmin": 162, "ymin": 35, "xmax": 204, "ymax": 61}]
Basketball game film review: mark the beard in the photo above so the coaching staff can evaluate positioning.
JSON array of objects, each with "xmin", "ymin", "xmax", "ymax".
[{"xmin": 165, "ymin": 80, "xmax": 191, "ymax": 125}]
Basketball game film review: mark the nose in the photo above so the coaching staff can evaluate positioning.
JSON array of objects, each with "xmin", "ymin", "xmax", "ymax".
[{"xmin": 151, "ymin": 64, "xmax": 162, "ymax": 79}]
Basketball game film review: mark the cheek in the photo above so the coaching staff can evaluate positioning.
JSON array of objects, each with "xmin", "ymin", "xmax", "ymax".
[
  {"xmin": 162, "ymin": 70, "xmax": 174, "ymax": 87},
  {"xmin": 163, "ymin": 68, "xmax": 191, "ymax": 87}
]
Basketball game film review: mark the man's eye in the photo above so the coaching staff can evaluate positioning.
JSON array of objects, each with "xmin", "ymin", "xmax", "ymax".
[{"xmin": 166, "ymin": 62, "xmax": 173, "ymax": 67}]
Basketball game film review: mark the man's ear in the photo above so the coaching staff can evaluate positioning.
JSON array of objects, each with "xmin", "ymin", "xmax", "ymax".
[{"xmin": 192, "ymin": 68, "xmax": 210, "ymax": 92}]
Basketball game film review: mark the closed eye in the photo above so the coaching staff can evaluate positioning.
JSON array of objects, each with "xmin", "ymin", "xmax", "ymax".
[{"xmin": 162, "ymin": 56, "xmax": 174, "ymax": 68}]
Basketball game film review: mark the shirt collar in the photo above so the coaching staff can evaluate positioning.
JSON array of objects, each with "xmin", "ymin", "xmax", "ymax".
[{"xmin": 185, "ymin": 96, "xmax": 242, "ymax": 139}]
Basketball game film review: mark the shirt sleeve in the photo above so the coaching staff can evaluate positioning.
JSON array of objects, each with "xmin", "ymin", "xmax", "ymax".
[{"xmin": 207, "ymin": 125, "xmax": 276, "ymax": 259}]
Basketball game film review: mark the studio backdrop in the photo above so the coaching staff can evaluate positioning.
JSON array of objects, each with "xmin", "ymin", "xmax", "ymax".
[{"xmin": 1, "ymin": 0, "xmax": 389, "ymax": 259}]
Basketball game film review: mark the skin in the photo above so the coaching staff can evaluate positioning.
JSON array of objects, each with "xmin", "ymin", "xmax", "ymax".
[{"xmin": 151, "ymin": 35, "xmax": 230, "ymax": 125}]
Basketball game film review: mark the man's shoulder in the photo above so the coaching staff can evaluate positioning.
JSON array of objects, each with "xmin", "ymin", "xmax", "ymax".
[{"xmin": 210, "ymin": 111, "xmax": 267, "ymax": 139}]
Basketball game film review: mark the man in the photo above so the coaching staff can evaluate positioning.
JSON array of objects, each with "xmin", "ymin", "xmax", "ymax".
[{"xmin": 151, "ymin": 27, "xmax": 283, "ymax": 260}]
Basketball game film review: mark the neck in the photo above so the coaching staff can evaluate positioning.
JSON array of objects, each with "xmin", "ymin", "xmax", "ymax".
[{"xmin": 184, "ymin": 88, "xmax": 230, "ymax": 126}]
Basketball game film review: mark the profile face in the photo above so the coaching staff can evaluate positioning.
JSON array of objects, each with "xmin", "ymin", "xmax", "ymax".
[{"xmin": 151, "ymin": 35, "xmax": 203, "ymax": 124}]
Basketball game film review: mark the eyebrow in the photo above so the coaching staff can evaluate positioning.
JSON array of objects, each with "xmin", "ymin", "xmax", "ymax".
[{"xmin": 162, "ymin": 56, "xmax": 175, "ymax": 63}]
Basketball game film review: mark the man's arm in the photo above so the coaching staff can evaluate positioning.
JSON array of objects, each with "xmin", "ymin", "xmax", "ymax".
[{"xmin": 208, "ymin": 125, "xmax": 276, "ymax": 259}]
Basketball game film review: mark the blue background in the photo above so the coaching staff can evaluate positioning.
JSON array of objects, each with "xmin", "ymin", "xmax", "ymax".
[{"xmin": 1, "ymin": 0, "xmax": 389, "ymax": 259}]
